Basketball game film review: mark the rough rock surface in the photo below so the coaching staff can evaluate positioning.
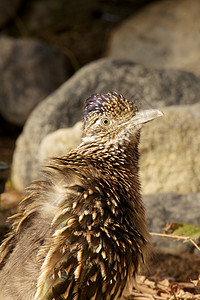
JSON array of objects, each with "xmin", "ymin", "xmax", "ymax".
[
  {"xmin": 107, "ymin": 0, "xmax": 200, "ymax": 77},
  {"xmin": 0, "ymin": 36, "xmax": 70, "ymax": 126},
  {"xmin": 143, "ymin": 193, "xmax": 200, "ymax": 254},
  {"xmin": 12, "ymin": 58, "xmax": 200, "ymax": 190},
  {"xmin": 140, "ymin": 102, "xmax": 200, "ymax": 194}
]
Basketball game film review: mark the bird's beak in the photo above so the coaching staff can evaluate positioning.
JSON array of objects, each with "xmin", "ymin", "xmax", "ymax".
[{"xmin": 133, "ymin": 109, "xmax": 164, "ymax": 127}]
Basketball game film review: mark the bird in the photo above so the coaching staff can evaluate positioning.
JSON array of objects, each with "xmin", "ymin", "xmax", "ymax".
[{"xmin": 0, "ymin": 92, "xmax": 163, "ymax": 300}]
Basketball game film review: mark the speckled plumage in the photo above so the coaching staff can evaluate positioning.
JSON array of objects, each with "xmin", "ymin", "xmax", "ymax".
[{"xmin": 0, "ymin": 92, "xmax": 163, "ymax": 300}]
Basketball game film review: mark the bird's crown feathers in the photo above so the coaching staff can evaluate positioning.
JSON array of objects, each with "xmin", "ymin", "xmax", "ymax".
[{"xmin": 83, "ymin": 92, "xmax": 137, "ymax": 124}]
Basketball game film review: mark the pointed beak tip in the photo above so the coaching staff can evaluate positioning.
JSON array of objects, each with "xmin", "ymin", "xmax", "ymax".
[
  {"xmin": 156, "ymin": 110, "xmax": 164, "ymax": 118},
  {"xmin": 144, "ymin": 109, "xmax": 164, "ymax": 123}
]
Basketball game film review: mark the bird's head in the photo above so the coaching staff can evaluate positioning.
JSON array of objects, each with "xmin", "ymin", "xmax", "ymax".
[{"xmin": 82, "ymin": 92, "xmax": 163, "ymax": 147}]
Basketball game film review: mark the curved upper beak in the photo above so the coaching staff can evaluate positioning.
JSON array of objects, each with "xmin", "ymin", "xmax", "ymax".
[{"xmin": 133, "ymin": 109, "xmax": 164, "ymax": 126}]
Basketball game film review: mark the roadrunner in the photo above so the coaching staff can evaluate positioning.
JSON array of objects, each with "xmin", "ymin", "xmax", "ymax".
[{"xmin": 0, "ymin": 92, "xmax": 163, "ymax": 300}]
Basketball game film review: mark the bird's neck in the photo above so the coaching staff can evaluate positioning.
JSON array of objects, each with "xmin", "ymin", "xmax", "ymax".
[
  {"xmin": 76, "ymin": 138, "xmax": 144, "ymax": 231},
  {"xmin": 77, "ymin": 138, "xmax": 140, "ymax": 188}
]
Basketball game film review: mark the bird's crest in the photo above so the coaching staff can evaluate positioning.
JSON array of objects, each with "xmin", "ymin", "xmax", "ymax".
[{"xmin": 83, "ymin": 92, "xmax": 138, "ymax": 126}]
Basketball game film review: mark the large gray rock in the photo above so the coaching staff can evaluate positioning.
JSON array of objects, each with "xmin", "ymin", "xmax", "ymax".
[
  {"xmin": 107, "ymin": 0, "xmax": 200, "ymax": 77},
  {"xmin": 35, "ymin": 101, "xmax": 200, "ymax": 196},
  {"xmin": 143, "ymin": 193, "xmax": 200, "ymax": 254},
  {"xmin": 0, "ymin": 36, "xmax": 70, "ymax": 126},
  {"xmin": 12, "ymin": 58, "xmax": 200, "ymax": 191}
]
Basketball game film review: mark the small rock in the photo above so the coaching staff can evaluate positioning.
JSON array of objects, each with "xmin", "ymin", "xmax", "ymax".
[
  {"xmin": 38, "ymin": 122, "xmax": 82, "ymax": 163},
  {"xmin": 143, "ymin": 193, "xmax": 200, "ymax": 254},
  {"xmin": 0, "ymin": 36, "xmax": 71, "ymax": 126},
  {"xmin": 107, "ymin": 0, "xmax": 200, "ymax": 77}
]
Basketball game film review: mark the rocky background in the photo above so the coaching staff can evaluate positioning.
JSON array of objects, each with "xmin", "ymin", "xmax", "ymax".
[{"xmin": 0, "ymin": 0, "xmax": 200, "ymax": 297}]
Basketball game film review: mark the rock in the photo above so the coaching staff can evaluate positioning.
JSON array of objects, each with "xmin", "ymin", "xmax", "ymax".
[
  {"xmin": 11, "ymin": 58, "xmax": 200, "ymax": 191},
  {"xmin": 140, "ymin": 102, "xmax": 200, "ymax": 194},
  {"xmin": 38, "ymin": 122, "xmax": 82, "ymax": 163},
  {"xmin": 0, "ymin": 36, "xmax": 71, "ymax": 126},
  {"xmin": 143, "ymin": 193, "xmax": 200, "ymax": 254},
  {"xmin": 107, "ymin": 0, "xmax": 200, "ymax": 77},
  {"xmin": 0, "ymin": 0, "xmax": 22, "ymax": 28},
  {"xmin": 35, "ymin": 101, "xmax": 200, "ymax": 195}
]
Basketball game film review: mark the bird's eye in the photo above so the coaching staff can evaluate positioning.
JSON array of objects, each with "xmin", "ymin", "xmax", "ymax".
[{"xmin": 100, "ymin": 117, "xmax": 111, "ymax": 126}]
